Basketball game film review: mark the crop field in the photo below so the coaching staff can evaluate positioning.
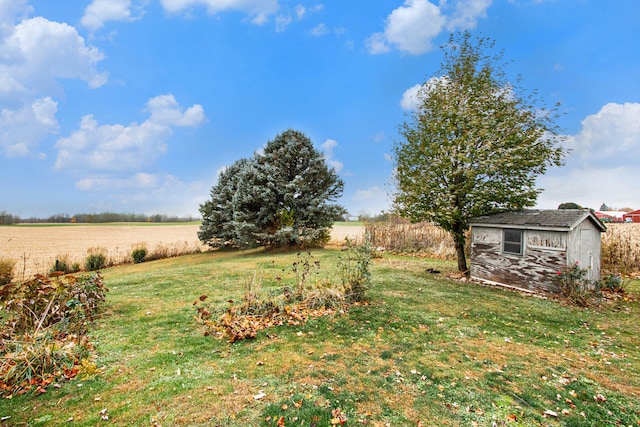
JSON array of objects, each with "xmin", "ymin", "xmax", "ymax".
[
  {"xmin": 0, "ymin": 224, "xmax": 365, "ymax": 281},
  {"xmin": 0, "ymin": 224, "xmax": 207, "ymax": 280}
]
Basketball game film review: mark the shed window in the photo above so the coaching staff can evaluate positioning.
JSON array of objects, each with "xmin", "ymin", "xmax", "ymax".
[{"xmin": 503, "ymin": 229, "xmax": 523, "ymax": 255}]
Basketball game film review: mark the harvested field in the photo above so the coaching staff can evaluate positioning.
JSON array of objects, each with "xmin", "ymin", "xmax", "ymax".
[
  {"xmin": 0, "ymin": 224, "xmax": 365, "ymax": 280},
  {"xmin": 0, "ymin": 224, "xmax": 207, "ymax": 280}
]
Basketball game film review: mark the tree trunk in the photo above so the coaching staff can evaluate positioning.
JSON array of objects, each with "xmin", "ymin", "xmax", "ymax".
[{"xmin": 451, "ymin": 229, "xmax": 468, "ymax": 275}]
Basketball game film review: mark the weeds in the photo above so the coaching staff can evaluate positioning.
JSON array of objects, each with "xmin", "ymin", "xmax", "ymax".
[
  {"xmin": 50, "ymin": 255, "xmax": 80, "ymax": 276},
  {"xmin": 338, "ymin": 236, "xmax": 372, "ymax": 302},
  {"xmin": 195, "ymin": 244, "xmax": 373, "ymax": 342},
  {"xmin": 84, "ymin": 247, "xmax": 107, "ymax": 271},
  {"xmin": 0, "ymin": 273, "xmax": 108, "ymax": 396},
  {"xmin": 553, "ymin": 262, "xmax": 602, "ymax": 307},
  {"xmin": 0, "ymin": 257, "xmax": 15, "ymax": 286}
]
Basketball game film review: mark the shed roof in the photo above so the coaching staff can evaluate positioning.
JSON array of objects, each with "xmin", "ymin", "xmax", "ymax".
[{"xmin": 469, "ymin": 209, "xmax": 606, "ymax": 232}]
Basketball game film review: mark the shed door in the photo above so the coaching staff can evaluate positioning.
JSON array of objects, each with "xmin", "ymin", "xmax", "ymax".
[{"xmin": 579, "ymin": 229, "xmax": 594, "ymax": 278}]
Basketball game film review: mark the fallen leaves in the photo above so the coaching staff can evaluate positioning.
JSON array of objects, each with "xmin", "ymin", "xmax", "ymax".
[{"xmin": 198, "ymin": 301, "xmax": 339, "ymax": 343}]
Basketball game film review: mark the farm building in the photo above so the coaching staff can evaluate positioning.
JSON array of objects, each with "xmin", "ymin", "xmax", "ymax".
[
  {"xmin": 469, "ymin": 209, "xmax": 606, "ymax": 293},
  {"xmin": 623, "ymin": 209, "xmax": 640, "ymax": 223}
]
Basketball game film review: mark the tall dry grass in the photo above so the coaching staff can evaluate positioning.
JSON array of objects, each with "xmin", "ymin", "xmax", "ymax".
[
  {"xmin": 366, "ymin": 217, "xmax": 457, "ymax": 259},
  {"xmin": 601, "ymin": 223, "xmax": 640, "ymax": 275}
]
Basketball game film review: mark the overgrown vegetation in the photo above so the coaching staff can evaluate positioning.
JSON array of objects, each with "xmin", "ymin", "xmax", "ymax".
[
  {"xmin": 366, "ymin": 216, "xmax": 457, "ymax": 258},
  {"xmin": 84, "ymin": 247, "xmax": 107, "ymax": 271},
  {"xmin": 0, "ymin": 258, "xmax": 15, "ymax": 286},
  {"xmin": 601, "ymin": 223, "xmax": 640, "ymax": 275},
  {"xmin": 552, "ymin": 262, "xmax": 628, "ymax": 307},
  {"xmin": 195, "ymin": 239, "xmax": 372, "ymax": 343},
  {"xmin": 0, "ymin": 273, "xmax": 108, "ymax": 396},
  {"xmin": 50, "ymin": 255, "xmax": 81, "ymax": 275}
]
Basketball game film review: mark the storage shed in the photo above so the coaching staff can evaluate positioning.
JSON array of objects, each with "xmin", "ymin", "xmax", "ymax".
[{"xmin": 469, "ymin": 209, "xmax": 606, "ymax": 293}]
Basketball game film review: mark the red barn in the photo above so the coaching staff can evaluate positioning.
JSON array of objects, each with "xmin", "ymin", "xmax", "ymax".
[{"xmin": 623, "ymin": 209, "xmax": 640, "ymax": 223}]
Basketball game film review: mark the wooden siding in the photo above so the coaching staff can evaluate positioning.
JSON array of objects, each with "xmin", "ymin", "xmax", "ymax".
[{"xmin": 470, "ymin": 227, "xmax": 566, "ymax": 293}]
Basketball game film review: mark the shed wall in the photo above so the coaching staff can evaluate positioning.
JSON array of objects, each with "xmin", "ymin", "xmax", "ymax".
[{"xmin": 470, "ymin": 226, "xmax": 567, "ymax": 292}]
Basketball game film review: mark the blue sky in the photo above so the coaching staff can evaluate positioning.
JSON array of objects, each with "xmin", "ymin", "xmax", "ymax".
[{"xmin": 1, "ymin": 0, "xmax": 639, "ymax": 218}]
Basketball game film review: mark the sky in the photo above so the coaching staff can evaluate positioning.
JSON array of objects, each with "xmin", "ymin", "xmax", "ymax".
[{"xmin": 1, "ymin": 0, "xmax": 639, "ymax": 219}]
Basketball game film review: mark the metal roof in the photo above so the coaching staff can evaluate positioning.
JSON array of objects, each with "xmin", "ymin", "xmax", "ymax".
[{"xmin": 469, "ymin": 209, "xmax": 606, "ymax": 232}]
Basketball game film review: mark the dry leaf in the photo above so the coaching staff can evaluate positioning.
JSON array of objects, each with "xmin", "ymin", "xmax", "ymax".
[
  {"xmin": 254, "ymin": 391, "xmax": 266, "ymax": 400},
  {"xmin": 277, "ymin": 416, "xmax": 285, "ymax": 426},
  {"xmin": 594, "ymin": 393, "xmax": 607, "ymax": 402},
  {"xmin": 544, "ymin": 410, "xmax": 558, "ymax": 417}
]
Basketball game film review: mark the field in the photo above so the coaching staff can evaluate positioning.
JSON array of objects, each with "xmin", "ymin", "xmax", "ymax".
[
  {"xmin": 0, "ymin": 223, "xmax": 365, "ymax": 281},
  {"xmin": 0, "ymin": 249, "xmax": 638, "ymax": 426},
  {"xmin": 0, "ymin": 223, "xmax": 208, "ymax": 281}
]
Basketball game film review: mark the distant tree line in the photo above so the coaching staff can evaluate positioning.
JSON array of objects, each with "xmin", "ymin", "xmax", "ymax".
[{"xmin": 0, "ymin": 211, "xmax": 199, "ymax": 225}]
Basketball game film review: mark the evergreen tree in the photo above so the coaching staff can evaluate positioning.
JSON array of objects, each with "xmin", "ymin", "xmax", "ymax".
[{"xmin": 199, "ymin": 129, "xmax": 345, "ymax": 249}]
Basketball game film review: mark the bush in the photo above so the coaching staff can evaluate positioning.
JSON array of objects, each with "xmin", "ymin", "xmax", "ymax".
[
  {"xmin": 602, "ymin": 274, "xmax": 625, "ymax": 293},
  {"xmin": 50, "ymin": 256, "xmax": 80, "ymax": 275},
  {"xmin": 0, "ymin": 273, "xmax": 108, "ymax": 396},
  {"xmin": 131, "ymin": 247, "xmax": 147, "ymax": 264},
  {"xmin": 338, "ymin": 236, "xmax": 373, "ymax": 302},
  {"xmin": 0, "ymin": 257, "xmax": 15, "ymax": 286},
  {"xmin": 553, "ymin": 262, "xmax": 602, "ymax": 307},
  {"xmin": 84, "ymin": 247, "xmax": 107, "ymax": 271}
]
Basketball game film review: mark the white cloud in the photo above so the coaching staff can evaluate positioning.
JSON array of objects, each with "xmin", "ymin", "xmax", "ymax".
[
  {"xmin": 537, "ymin": 102, "xmax": 640, "ymax": 210},
  {"xmin": 275, "ymin": 14, "xmax": 292, "ymax": 32},
  {"xmin": 0, "ymin": 10, "xmax": 107, "ymax": 157},
  {"xmin": 400, "ymin": 84, "xmax": 422, "ymax": 111},
  {"xmin": 367, "ymin": 0, "xmax": 491, "ymax": 55},
  {"xmin": 54, "ymin": 95, "xmax": 206, "ymax": 174},
  {"xmin": 76, "ymin": 172, "xmax": 208, "ymax": 216},
  {"xmin": 0, "ymin": 0, "xmax": 31, "ymax": 34},
  {"xmin": 146, "ymin": 94, "xmax": 205, "ymax": 127},
  {"xmin": 7, "ymin": 17, "xmax": 108, "ymax": 91},
  {"xmin": 160, "ymin": 0, "xmax": 279, "ymax": 24},
  {"xmin": 446, "ymin": 0, "xmax": 492, "ymax": 31},
  {"xmin": 81, "ymin": 0, "xmax": 140, "ymax": 31},
  {"xmin": 351, "ymin": 186, "xmax": 391, "ymax": 216},
  {"xmin": 309, "ymin": 23, "xmax": 328, "ymax": 36},
  {"xmin": 565, "ymin": 102, "xmax": 640, "ymax": 166},
  {"xmin": 275, "ymin": 3, "xmax": 322, "ymax": 32},
  {"xmin": 400, "ymin": 77, "xmax": 451, "ymax": 111},
  {"xmin": 294, "ymin": 4, "xmax": 306, "ymax": 19},
  {"xmin": 0, "ymin": 97, "xmax": 58, "ymax": 157},
  {"xmin": 321, "ymin": 138, "xmax": 344, "ymax": 173}
]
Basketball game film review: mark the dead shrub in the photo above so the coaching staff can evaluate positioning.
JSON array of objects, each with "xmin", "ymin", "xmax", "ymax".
[{"xmin": 0, "ymin": 257, "xmax": 15, "ymax": 285}]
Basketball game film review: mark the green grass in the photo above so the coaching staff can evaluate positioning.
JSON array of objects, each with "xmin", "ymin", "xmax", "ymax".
[{"xmin": 1, "ymin": 249, "xmax": 638, "ymax": 426}]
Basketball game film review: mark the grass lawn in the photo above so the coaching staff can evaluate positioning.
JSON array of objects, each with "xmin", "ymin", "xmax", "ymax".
[{"xmin": 1, "ymin": 249, "xmax": 638, "ymax": 426}]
